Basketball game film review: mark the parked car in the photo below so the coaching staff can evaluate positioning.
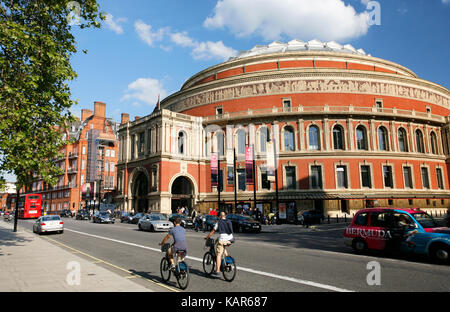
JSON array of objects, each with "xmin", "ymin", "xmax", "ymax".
[
  {"xmin": 3, "ymin": 211, "xmax": 14, "ymax": 222},
  {"xmin": 128, "ymin": 212, "xmax": 145, "ymax": 224},
  {"xmin": 60, "ymin": 209, "xmax": 73, "ymax": 218},
  {"xmin": 298, "ymin": 210, "xmax": 324, "ymax": 225},
  {"xmin": 344, "ymin": 208, "xmax": 450, "ymax": 264},
  {"xmin": 169, "ymin": 213, "xmax": 194, "ymax": 228},
  {"xmin": 203, "ymin": 215, "xmax": 219, "ymax": 231},
  {"xmin": 227, "ymin": 214, "xmax": 261, "ymax": 233},
  {"xmin": 92, "ymin": 211, "xmax": 115, "ymax": 224},
  {"xmin": 138, "ymin": 213, "xmax": 173, "ymax": 232},
  {"xmin": 33, "ymin": 215, "xmax": 64, "ymax": 234},
  {"xmin": 75, "ymin": 209, "xmax": 90, "ymax": 220},
  {"xmin": 120, "ymin": 212, "xmax": 133, "ymax": 223}
]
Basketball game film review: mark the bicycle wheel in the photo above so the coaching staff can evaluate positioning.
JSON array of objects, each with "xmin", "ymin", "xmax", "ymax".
[
  {"xmin": 222, "ymin": 256, "xmax": 237, "ymax": 282},
  {"xmin": 176, "ymin": 262, "xmax": 190, "ymax": 290},
  {"xmin": 202, "ymin": 252, "xmax": 215, "ymax": 275},
  {"xmin": 160, "ymin": 257, "xmax": 171, "ymax": 282}
]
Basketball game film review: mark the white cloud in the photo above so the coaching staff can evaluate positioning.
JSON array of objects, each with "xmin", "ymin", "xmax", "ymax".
[
  {"xmin": 192, "ymin": 41, "xmax": 238, "ymax": 61},
  {"xmin": 121, "ymin": 78, "xmax": 167, "ymax": 107},
  {"xmin": 104, "ymin": 13, "xmax": 126, "ymax": 35},
  {"xmin": 170, "ymin": 32, "xmax": 196, "ymax": 48},
  {"xmin": 134, "ymin": 20, "xmax": 167, "ymax": 46},
  {"xmin": 204, "ymin": 0, "xmax": 371, "ymax": 42},
  {"xmin": 442, "ymin": 0, "xmax": 450, "ymax": 4}
]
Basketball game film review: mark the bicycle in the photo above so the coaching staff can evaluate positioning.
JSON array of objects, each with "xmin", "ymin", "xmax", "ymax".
[
  {"xmin": 160, "ymin": 243, "xmax": 190, "ymax": 290},
  {"xmin": 202, "ymin": 238, "xmax": 236, "ymax": 282}
]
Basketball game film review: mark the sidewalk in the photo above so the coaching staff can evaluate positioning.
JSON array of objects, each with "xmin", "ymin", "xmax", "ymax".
[{"xmin": 0, "ymin": 220, "xmax": 153, "ymax": 292}]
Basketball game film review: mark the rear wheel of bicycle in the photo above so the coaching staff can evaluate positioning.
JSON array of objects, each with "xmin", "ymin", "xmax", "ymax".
[
  {"xmin": 222, "ymin": 257, "xmax": 237, "ymax": 282},
  {"xmin": 176, "ymin": 262, "xmax": 190, "ymax": 290},
  {"xmin": 160, "ymin": 257, "xmax": 171, "ymax": 282},
  {"xmin": 202, "ymin": 252, "xmax": 215, "ymax": 275}
]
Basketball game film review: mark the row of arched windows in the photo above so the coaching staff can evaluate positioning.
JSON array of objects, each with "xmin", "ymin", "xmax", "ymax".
[{"xmin": 204, "ymin": 124, "xmax": 441, "ymax": 156}]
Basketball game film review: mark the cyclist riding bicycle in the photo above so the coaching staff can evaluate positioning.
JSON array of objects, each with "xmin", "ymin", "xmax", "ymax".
[
  {"xmin": 205, "ymin": 211, "xmax": 234, "ymax": 278},
  {"xmin": 159, "ymin": 217, "xmax": 187, "ymax": 270}
]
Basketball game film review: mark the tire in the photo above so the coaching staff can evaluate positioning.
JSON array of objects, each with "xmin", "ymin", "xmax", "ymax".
[
  {"xmin": 429, "ymin": 244, "xmax": 449, "ymax": 265},
  {"xmin": 176, "ymin": 262, "xmax": 190, "ymax": 290},
  {"xmin": 352, "ymin": 238, "xmax": 368, "ymax": 254},
  {"xmin": 138, "ymin": 224, "xmax": 142, "ymax": 231},
  {"xmin": 160, "ymin": 257, "xmax": 171, "ymax": 282},
  {"xmin": 150, "ymin": 225, "xmax": 155, "ymax": 232},
  {"xmin": 59, "ymin": 230, "xmax": 64, "ymax": 234},
  {"xmin": 202, "ymin": 252, "xmax": 215, "ymax": 275},
  {"xmin": 222, "ymin": 256, "xmax": 237, "ymax": 282}
]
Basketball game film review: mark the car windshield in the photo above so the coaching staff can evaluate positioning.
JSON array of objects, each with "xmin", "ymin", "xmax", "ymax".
[
  {"xmin": 42, "ymin": 216, "xmax": 60, "ymax": 221},
  {"xmin": 99, "ymin": 212, "xmax": 110, "ymax": 217},
  {"xmin": 239, "ymin": 216, "xmax": 254, "ymax": 221},
  {"xmin": 135, "ymin": 213, "xmax": 144, "ymax": 217},
  {"xmin": 412, "ymin": 213, "xmax": 438, "ymax": 228},
  {"xmin": 150, "ymin": 214, "xmax": 168, "ymax": 221}
]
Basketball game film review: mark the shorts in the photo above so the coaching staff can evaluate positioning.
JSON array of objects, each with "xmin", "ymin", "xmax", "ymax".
[
  {"xmin": 167, "ymin": 247, "xmax": 187, "ymax": 261},
  {"xmin": 216, "ymin": 240, "xmax": 231, "ymax": 255}
]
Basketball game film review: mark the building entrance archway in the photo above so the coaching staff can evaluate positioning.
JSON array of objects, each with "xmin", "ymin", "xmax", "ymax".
[
  {"xmin": 171, "ymin": 176, "xmax": 194, "ymax": 213},
  {"xmin": 132, "ymin": 172, "xmax": 149, "ymax": 213}
]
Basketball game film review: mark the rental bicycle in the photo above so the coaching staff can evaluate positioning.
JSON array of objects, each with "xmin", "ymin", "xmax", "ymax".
[
  {"xmin": 202, "ymin": 238, "xmax": 236, "ymax": 282},
  {"xmin": 160, "ymin": 243, "xmax": 190, "ymax": 290}
]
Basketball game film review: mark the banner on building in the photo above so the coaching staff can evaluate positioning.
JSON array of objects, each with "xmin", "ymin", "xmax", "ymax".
[
  {"xmin": 226, "ymin": 149, "xmax": 234, "ymax": 185},
  {"xmin": 266, "ymin": 141, "xmax": 276, "ymax": 182},
  {"xmin": 245, "ymin": 146, "xmax": 254, "ymax": 184},
  {"xmin": 279, "ymin": 203, "xmax": 287, "ymax": 219},
  {"xmin": 211, "ymin": 153, "xmax": 218, "ymax": 187}
]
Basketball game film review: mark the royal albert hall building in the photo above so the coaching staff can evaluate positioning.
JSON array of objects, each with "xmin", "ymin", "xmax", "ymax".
[{"xmin": 115, "ymin": 39, "xmax": 450, "ymax": 222}]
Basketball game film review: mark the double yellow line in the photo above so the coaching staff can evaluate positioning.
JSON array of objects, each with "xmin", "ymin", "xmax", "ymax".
[{"xmin": 43, "ymin": 236, "xmax": 180, "ymax": 292}]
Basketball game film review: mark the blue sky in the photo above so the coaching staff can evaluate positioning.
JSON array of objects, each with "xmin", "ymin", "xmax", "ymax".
[{"xmin": 2, "ymin": 0, "xmax": 449, "ymax": 182}]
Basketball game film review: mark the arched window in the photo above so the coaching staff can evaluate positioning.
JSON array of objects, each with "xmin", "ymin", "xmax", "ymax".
[
  {"xmin": 430, "ymin": 132, "xmax": 438, "ymax": 155},
  {"xmin": 415, "ymin": 129, "xmax": 425, "ymax": 153},
  {"xmin": 356, "ymin": 125, "xmax": 368, "ymax": 150},
  {"xmin": 398, "ymin": 128, "xmax": 408, "ymax": 152},
  {"xmin": 237, "ymin": 129, "xmax": 246, "ymax": 154},
  {"xmin": 178, "ymin": 131, "xmax": 185, "ymax": 154},
  {"xmin": 308, "ymin": 125, "xmax": 320, "ymax": 150},
  {"xmin": 216, "ymin": 131, "xmax": 225, "ymax": 156},
  {"xmin": 333, "ymin": 125, "xmax": 345, "ymax": 150},
  {"xmin": 378, "ymin": 126, "xmax": 389, "ymax": 151},
  {"xmin": 284, "ymin": 126, "xmax": 295, "ymax": 151},
  {"xmin": 259, "ymin": 127, "xmax": 269, "ymax": 153}
]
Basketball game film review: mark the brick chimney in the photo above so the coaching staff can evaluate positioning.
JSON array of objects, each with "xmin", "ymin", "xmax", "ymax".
[
  {"xmin": 135, "ymin": 116, "xmax": 141, "ymax": 121},
  {"xmin": 121, "ymin": 113, "xmax": 129, "ymax": 124},
  {"xmin": 81, "ymin": 109, "xmax": 93, "ymax": 121},
  {"xmin": 94, "ymin": 101, "xmax": 106, "ymax": 118}
]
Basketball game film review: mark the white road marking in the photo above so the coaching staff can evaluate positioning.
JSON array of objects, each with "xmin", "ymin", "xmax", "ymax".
[{"xmin": 63, "ymin": 228, "xmax": 354, "ymax": 292}]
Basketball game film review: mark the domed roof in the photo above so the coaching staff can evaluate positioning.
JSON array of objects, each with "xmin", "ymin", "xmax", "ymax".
[{"xmin": 229, "ymin": 39, "xmax": 368, "ymax": 61}]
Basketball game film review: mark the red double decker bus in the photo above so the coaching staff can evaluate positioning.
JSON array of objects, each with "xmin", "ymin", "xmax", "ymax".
[{"xmin": 18, "ymin": 194, "xmax": 42, "ymax": 219}]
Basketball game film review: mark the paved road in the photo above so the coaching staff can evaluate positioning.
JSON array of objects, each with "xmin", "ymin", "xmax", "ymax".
[{"xmin": 18, "ymin": 218, "xmax": 450, "ymax": 292}]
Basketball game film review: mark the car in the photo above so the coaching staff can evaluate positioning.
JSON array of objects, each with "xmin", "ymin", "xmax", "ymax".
[
  {"xmin": 75, "ymin": 209, "xmax": 90, "ymax": 220},
  {"xmin": 120, "ymin": 212, "xmax": 133, "ymax": 223},
  {"xmin": 203, "ymin": 215, "xmax": 219, "ymax": 231},
  {"xmin": 60, "ymin": 209, "xmax": 73, "ymax": 218},
  {"xmin": 92, "ymin": 211, "xmax": 115, "ymax": 224},
  {"xmin": 3, "ymin": 212, "xmax": 14, "ymax": 222},
  {"xmin": 33, "ymin": 215, "xmax": 64, "ymax": 234},
  {"xmin": 344, "ymin": 208, "xmax": 450, "ymax": 264},
  {"xmin": 128, "ymin": 212, "xmax": 145, "ymax": 224},
  {"xmin": 227, "ymin": 214, "xmax": 262, "ymax": 233},
  {"xmin": 138, "ymin": 213, "xmax": 173, "ymax": 232},
  {"xmin": 297, "ymin": 210, "xmax": 324, "ymax": 225},
  {"xmin": 169, "ymin": 213, "xmax": 194, "ymax": 228}
]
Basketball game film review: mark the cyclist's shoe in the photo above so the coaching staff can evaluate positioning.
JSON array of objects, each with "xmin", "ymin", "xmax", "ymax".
[
  {"xmin": 212, "ymin": 272, "xmax": 221, "ymax": 279},
  {"xmin": 170, "ymin": 264, "xmax": 176, "ymax": 272}
]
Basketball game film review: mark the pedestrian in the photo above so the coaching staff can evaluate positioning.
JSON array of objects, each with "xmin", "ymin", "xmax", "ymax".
[{"xmin": 185, "ymin": 206, "xmax": 189, "ymax": 216}]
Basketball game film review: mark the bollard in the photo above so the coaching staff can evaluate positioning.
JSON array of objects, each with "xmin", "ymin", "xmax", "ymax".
[
  {"xmin": 336, "ymin": 215, "xmax": 339, "ymax": 223},
  {"xmin": 344, "ymin": 214, "xmax": 347, "ymax": 222}
]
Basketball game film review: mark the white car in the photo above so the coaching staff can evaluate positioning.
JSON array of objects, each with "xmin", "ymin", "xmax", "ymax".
[
  {"xmin": 33, "ymin": 215, "xmax": 64, "ymax": 234},
  {"xmin": 138, "ymin": 213, "xmax": 173, "ymax": 232}
]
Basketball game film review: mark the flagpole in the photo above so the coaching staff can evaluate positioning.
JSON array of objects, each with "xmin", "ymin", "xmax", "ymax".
[
  {"xmin": 252, "ymin": 144, "xmax": 256, "ymax": 211},
  {"xmin": 234, "ymin": 148, "xmax": 237, "ymax": 213}
]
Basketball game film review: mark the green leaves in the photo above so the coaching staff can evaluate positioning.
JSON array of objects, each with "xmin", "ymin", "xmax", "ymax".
[{"xmin": 0, "ymin": 0, "xmax": 103, "ymax": 189}]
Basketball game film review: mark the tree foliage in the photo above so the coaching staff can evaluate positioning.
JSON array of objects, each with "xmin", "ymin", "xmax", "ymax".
[{"xmin": 0, "ymin": 0, "xmax": 103, "ymax": 191}]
